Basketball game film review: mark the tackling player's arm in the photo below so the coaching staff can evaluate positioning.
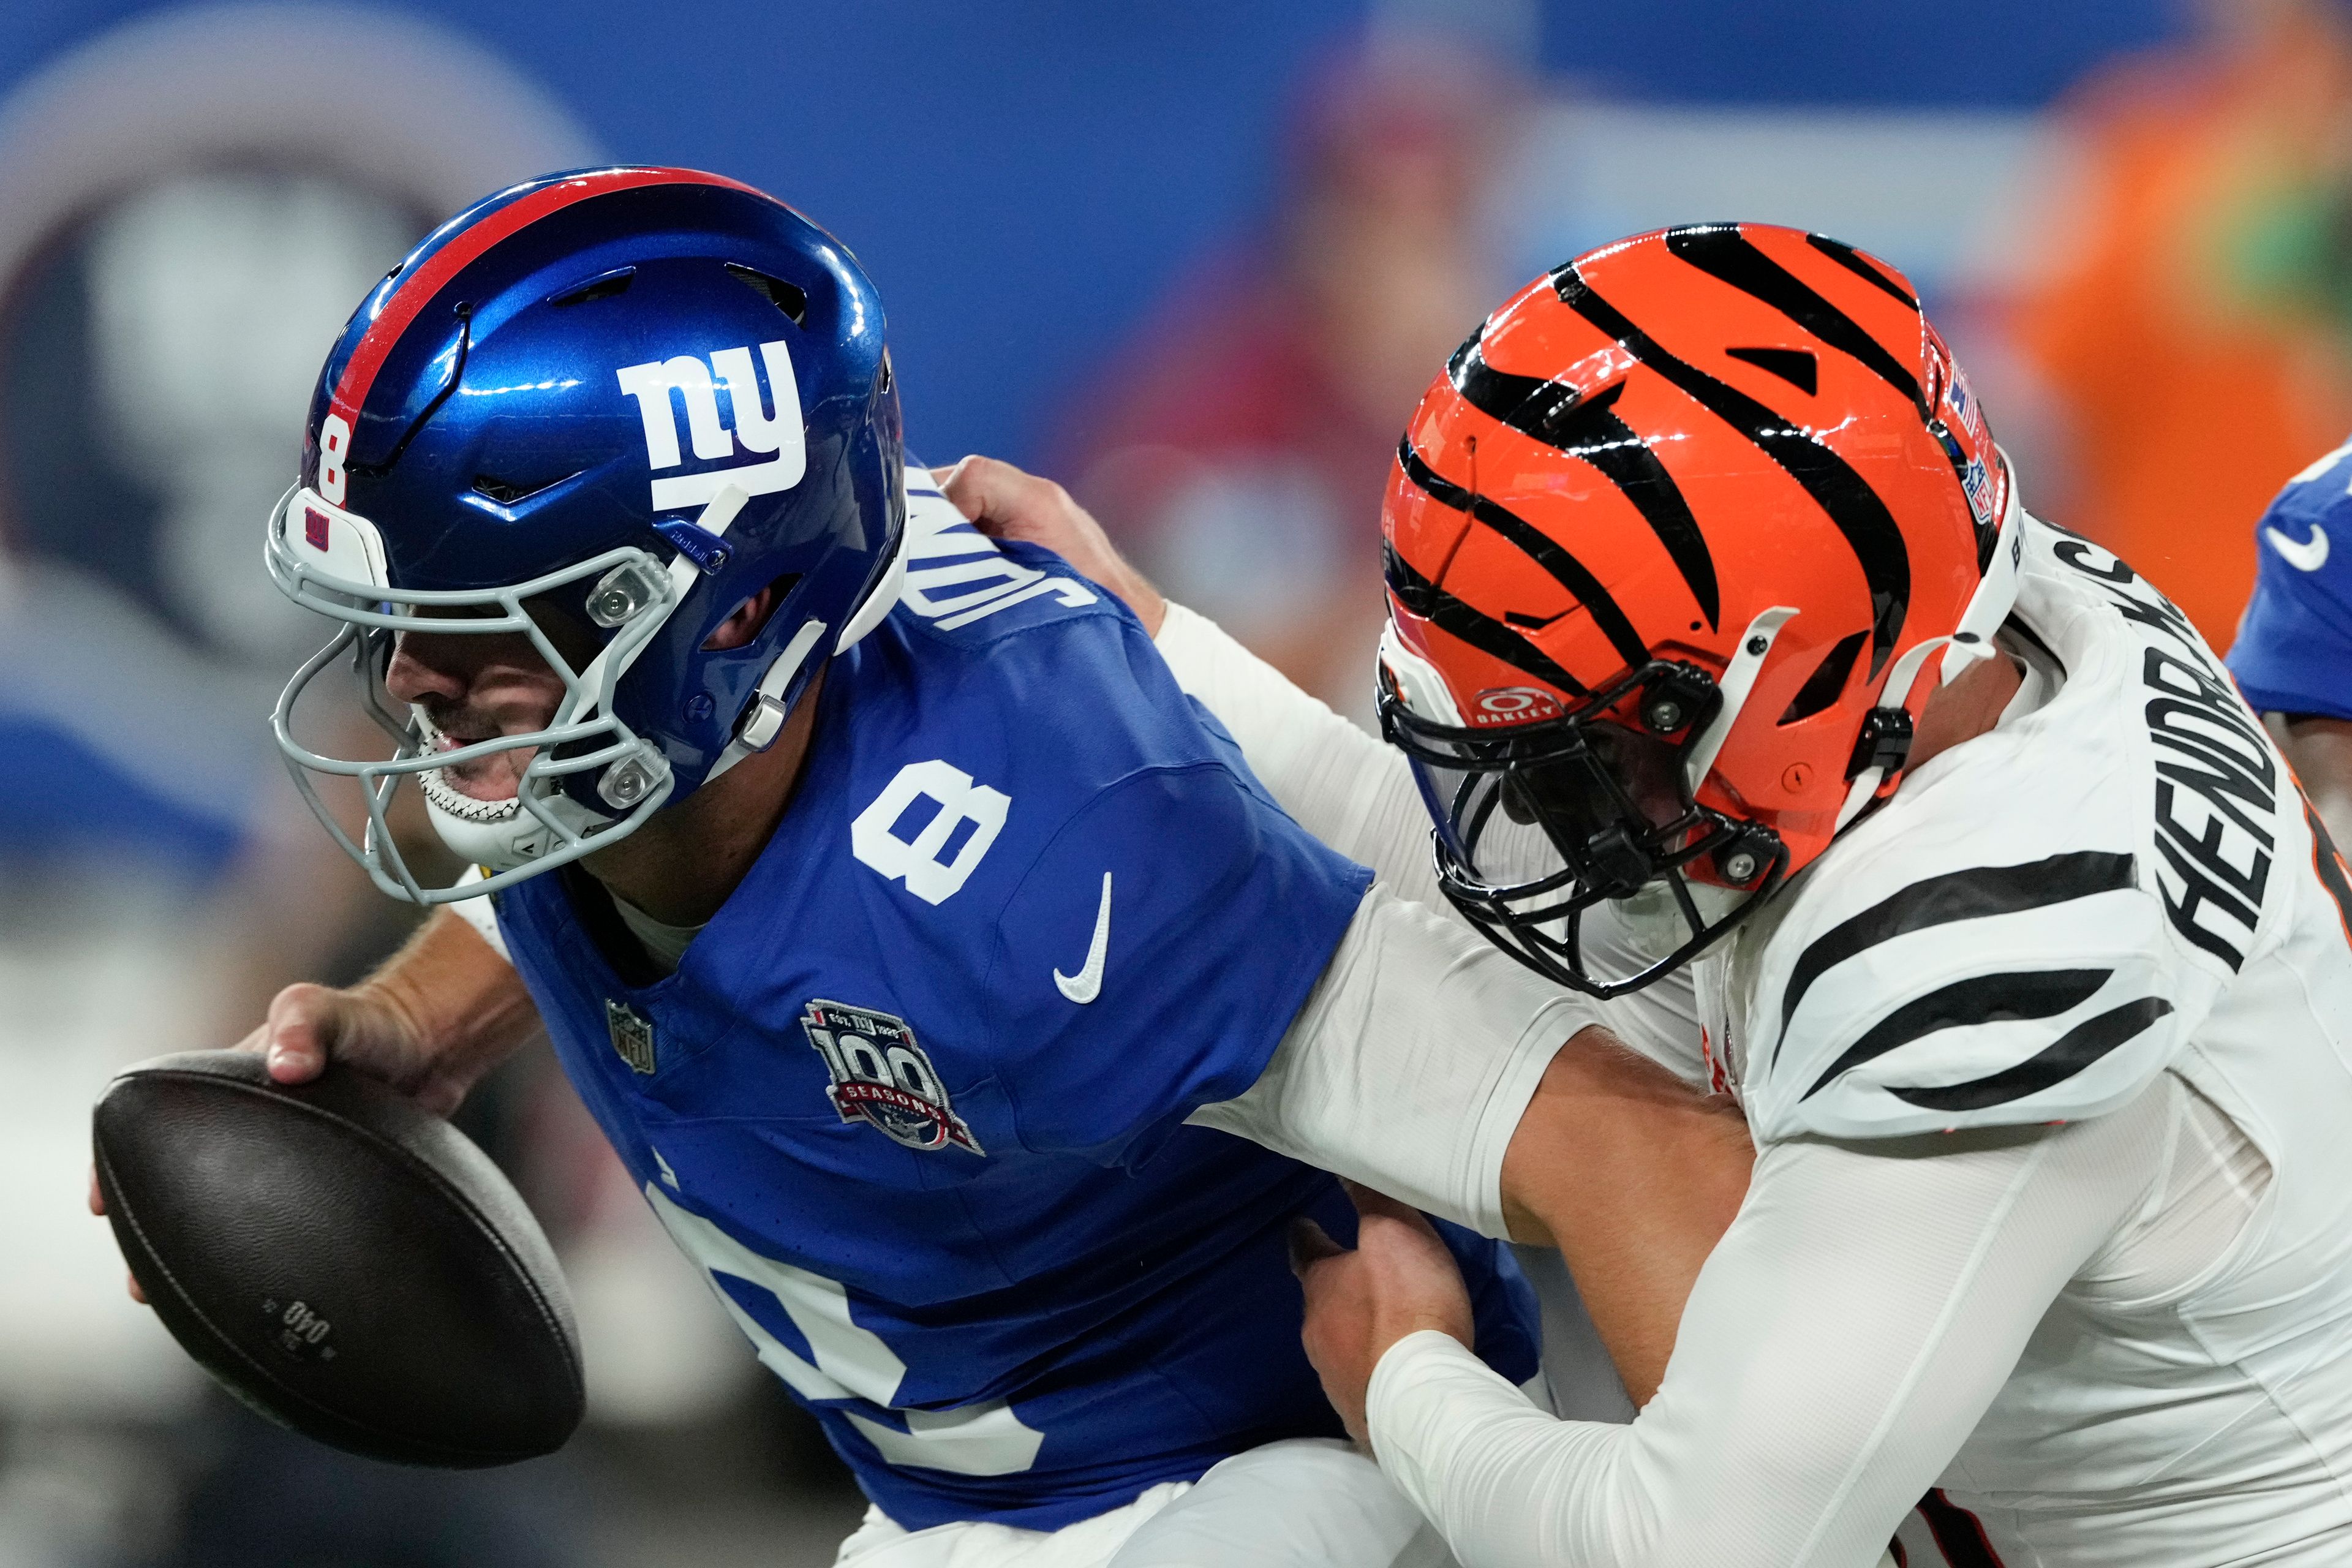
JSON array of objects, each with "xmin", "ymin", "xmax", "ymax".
[
  {"xmin": 1296, "ymin": 1105, "xmax": 2166, "ymax": 1568},
  {"xmin": 1198, "ymin": 878, "xmax": 1749, "ymax": 1406}
]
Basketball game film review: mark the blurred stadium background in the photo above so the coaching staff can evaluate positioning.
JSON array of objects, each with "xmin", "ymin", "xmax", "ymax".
[{"xmin": 2, "ymin": 0, "xmax": 2342, "ymax": 1562}]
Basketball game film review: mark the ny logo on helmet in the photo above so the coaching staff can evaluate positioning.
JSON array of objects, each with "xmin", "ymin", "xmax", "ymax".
[{"xmin": 616, "ymin": 339, "xmax": 806, "ymax": 513}]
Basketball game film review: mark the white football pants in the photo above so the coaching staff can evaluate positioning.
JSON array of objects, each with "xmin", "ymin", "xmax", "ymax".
[{"xmin": 831, "ymin": 1438, "xmax": 1456, "ymax": 1568}]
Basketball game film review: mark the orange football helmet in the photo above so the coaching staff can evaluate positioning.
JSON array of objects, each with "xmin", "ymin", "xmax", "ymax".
[{"xmin": 1377, "ymin": 224, "xmax": 2022, "ymax": 996}]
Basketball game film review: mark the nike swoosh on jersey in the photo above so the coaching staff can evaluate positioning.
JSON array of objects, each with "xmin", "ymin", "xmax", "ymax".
[
  {"xmin": 2265, "ymin": 522, "xmax": 2330, "ymax": 572},
  {"xmin": 1054, "ymin": 872, "xmax": 1112, "ymax": 1004}
]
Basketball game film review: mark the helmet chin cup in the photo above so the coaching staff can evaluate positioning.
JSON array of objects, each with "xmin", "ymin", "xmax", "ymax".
[
  {"xmin": 421, "ymin": 740, "xmax": 663, "ymax": 874},
  {"xmin": 420, "ymin": 775, "xmax": 613, "ymax": 876}
]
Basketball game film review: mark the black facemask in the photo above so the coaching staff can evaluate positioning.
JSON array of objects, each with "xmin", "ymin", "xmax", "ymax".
[{"xmin": 1380, "ymin": 658, "xmax": 1788, "ymax": 998}]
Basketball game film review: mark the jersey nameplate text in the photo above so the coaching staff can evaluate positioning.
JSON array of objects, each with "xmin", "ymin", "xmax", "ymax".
[{"xmin": 2052, "ymin": 538, "xmax": 2281, "ymax": 970}]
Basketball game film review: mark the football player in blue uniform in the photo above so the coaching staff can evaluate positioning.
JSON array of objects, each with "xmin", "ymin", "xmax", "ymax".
[
  {"xmin": 2228, "ymin": 437, "xmax": 2352, "ymax": 849},
  {"xmin": 125, "ymin": 168, "xmax": 1752, "ymax": 1567}
]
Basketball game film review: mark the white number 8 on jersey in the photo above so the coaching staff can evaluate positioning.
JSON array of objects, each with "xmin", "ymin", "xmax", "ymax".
[{"xmin": 852, "ymin": 760, "xmax": 1011, "ymax": 905}]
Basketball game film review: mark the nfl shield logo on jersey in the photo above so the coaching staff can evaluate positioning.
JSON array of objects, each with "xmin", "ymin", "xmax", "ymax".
[
  {"xmin": 800, "ymin": 1001, "xmax": 983, "ymax": 1155},
  {"xmin": 605, "ymin": 999, "xmax": 657, "ymax": 1075}
]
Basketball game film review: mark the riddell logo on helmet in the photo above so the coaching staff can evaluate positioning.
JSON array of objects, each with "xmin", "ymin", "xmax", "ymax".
[
  {"xmin": 616, "ymin": 339, "xmax": 808, "ymax": 513},
  {"xmin": 1472, "ymin": 688, "xmax": 1563, "ymax": 725}
]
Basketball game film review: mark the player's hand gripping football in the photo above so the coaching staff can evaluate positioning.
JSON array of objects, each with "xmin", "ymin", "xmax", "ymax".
[
  {"xmin": 86, "ymin": 984, "xmax": 429, "ymax": 1303},
  {"xmin": 933, "ymin": 457, "xmax": 1166, "ymax": 635},
  {"xmin": 90, "ymin": 908, "xmax": 537, "ymax": 1300},
  {"xmin": 1290, "ymin": 1182, "xmax": 1476, "ymax": 1452}
]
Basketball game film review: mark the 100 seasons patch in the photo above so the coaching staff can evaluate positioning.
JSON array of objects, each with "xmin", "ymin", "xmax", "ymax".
[{"xmin": 800, "ymin": 1001, "xmax": 983, "ymax": 1155}]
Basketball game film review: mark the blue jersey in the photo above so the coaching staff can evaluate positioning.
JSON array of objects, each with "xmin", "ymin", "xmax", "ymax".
[
  {"xmin": 492, "ymin": 488, "xmax": 1538, "ymax": 1529},
  {"xmin": 2228, "ymin": 437, "xmax": 2352, "ymax": 722}
]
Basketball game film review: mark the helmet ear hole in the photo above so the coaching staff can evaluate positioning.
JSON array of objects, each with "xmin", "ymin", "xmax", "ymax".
[
  {"xmin": 704, "ymin": 572, "xmax": 801, "ymax": 651},
  {"xmin": 723, "ymin": 263, "xmax": 808, "ymax": 327},
  {"xmin": 1724, "ymin": 346, "xmax": 1818, "ymax": 396},
  {"xmin": 1778, "ymin": 630, "xmax": 1867, "ymax": 726}
]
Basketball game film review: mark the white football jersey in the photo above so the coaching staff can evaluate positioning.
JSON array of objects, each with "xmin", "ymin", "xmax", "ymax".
[
  {"xmin": 1152, "ymin": 533, "xmax": 2352, "ymax": 1563},
  {"xmin": 1684, "ymin": 514, "xmax": 2352, "ymax": 1562}
]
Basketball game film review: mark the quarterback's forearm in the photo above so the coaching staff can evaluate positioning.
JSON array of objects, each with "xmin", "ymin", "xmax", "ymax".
[
  {"xmin": 1369, "ymin": 1099, "xmax": 2165, "ymax": 1568},
  {"xmin": 363, "ymin": 906, "xmax": 541, "ymax": 1079}
]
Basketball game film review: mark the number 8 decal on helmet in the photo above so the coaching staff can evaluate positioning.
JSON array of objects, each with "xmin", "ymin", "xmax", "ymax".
[{"xmin": 1377, "ymin": 223, "xmax": 2022, "ymax": 997}]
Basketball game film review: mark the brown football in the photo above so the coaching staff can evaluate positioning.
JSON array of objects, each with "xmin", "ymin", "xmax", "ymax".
[{"xmin": 92, "ymin": 1049, "xmax": 582, "ymax": 1467}]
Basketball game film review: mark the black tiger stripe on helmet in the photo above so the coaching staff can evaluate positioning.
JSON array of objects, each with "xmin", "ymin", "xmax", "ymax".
[
  {"xmin": 1444, "ymin": 323, "xmax": 1722, "ymax": 631},
  {"xmin": 1551, "ymin": 261, "xmax": 1915, "ymax": 680},
  {"xmin": 1662, "ymin": 224, "xmax": 1926, "ymax": 415},
  {"xmin": 1395, "ymin": 435, "xmax": 1653, "ymax": 678}
]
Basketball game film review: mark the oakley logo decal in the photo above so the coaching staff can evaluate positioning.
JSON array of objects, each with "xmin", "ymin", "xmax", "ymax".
[
  {"xmin": 1472, "ymin": 687, "xmax": 1562, "ymax": 724},
  {"xmin": 617, "ymin": 340, "xmax": 806, "ymax": 513}
]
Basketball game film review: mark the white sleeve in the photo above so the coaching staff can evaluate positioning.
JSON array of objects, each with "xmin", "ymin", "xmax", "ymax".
[
  {"xmin": 1154, "ymin": 600, "xmax": 1444, "ymax": 907},
  {"xmin": 443, "ymin": 866, "xmax": 511, "ymax": 964},
  {"xmin": 1188, "ymin": 882, "xmax": 1603, "ymax": 1237},
  {"xmin": 1365, "ymin": 1087, "xmax": 2169, "ymax": 1568},
  {"xmin": 1153, "ymin": 599, "xmax": 1705, "ymax": 1077}
]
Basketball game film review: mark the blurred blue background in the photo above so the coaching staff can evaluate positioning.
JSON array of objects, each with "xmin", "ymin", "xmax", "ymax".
[{"xmin": 0, "ymin": 0, "xmax": 2187, "ymax": 469}]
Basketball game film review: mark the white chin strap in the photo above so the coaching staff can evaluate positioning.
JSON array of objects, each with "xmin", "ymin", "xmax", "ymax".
[
  {"xmin": 702, "ymin": 514, "xmax": 910, "ymax": 786},
  {"xmin": 1833, "ymin": 451, "xmax": 2027, "ymax": 830}
]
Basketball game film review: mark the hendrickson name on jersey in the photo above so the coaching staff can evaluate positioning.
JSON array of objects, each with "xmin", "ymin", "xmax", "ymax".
[{"xmin": 2052, "ymin": 537, "xmax": 2279, "ymax": 971}]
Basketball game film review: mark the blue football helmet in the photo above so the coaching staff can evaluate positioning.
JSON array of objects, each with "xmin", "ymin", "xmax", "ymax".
[{"xmin": 268, "ymin": 167, "xmax": 907, "ymax": 903}]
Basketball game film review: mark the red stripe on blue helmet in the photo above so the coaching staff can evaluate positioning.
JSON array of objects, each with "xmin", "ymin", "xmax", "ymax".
[{"xmin": 326, "ymin": 166, "xmax": 770, "ymax": 434}]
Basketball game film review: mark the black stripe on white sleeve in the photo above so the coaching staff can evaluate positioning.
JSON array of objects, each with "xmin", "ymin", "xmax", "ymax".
[
  {"xmin": 1799, "ymin": 968, "xmax": 2112, "ymax": 1102},
  {"xmin": 1776, "ymin": 851, "xmax": 2138, "ymax": 1068},
  {"xmin": 1886, "ymin": 997, "xmax": 2176, "ymax": 1114}
]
